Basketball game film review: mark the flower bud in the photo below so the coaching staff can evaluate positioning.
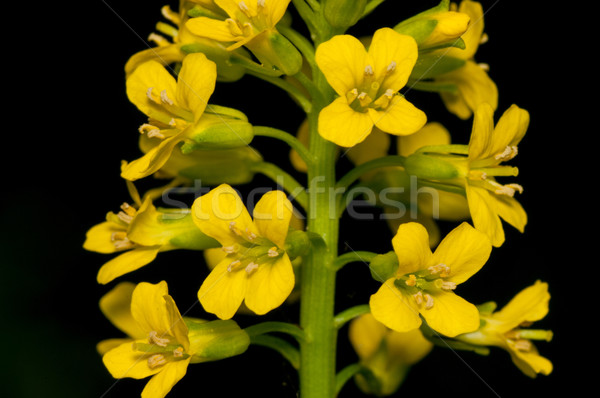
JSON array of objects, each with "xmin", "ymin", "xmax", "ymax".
[
  {"xmin": 369, "ymin": 251, "xmax": 398, "ymax": 282},
  {"xmin": 248, "ymin": 31, "xmax": 303, "ymax": 76},
  {"xmin": 182, "ymin": 113, "xmax": 254, "ymax": 151},
  {"xmin": 185, "ymin": 318, "xmax": 250, "ymax": 363},
  {"xmin": 403, "ymin": 153, "xmax": 460, "ymax": 181},
  {"xmin": 323, "ymin": 0, "xmax": 367, "ymax": 30},
  {"xmin": 284, "ymin": 229, "xmax": 310, "ymax": 260}
]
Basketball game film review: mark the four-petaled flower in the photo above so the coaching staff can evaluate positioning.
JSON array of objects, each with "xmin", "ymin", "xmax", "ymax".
[
  {"xmin": 102, "ymin": 281, "xmax": 193, "ymax": 398},
  {"xmin": 370, "ymin": 222, "xmax": 491, "ymax": 337},
  {"xmin": 192, "ymin": 184, "xmax": 296, "ymax": 319},
  {"xmin": 316, "ymin": 27, "xmax": 427, "ymax": 147}
]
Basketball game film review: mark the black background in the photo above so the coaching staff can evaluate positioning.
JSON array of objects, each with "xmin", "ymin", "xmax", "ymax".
[{"xmin": 3, "ymin": 0, "xmax": 585, "ymax": 396}]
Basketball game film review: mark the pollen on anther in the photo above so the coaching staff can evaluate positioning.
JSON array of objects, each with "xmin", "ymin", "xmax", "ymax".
[
  {"xmin": 149, "ymin": 331, "xmax": 170, "ymax": 347},
  {"xmin": 413, "ymin": 291, "xmax": 423, "ymax": 305},
  {"xmin": 245, "ymin": 262, "xmax": 259, "ymax": 274},
  {"xmin": 424, "ymin": 294, "xmax": 434, "ymax": 309},
  {"xmin": 160, "ymin": 90, "xmax": 174, "ymax": 105},
  {"xmin": 514, "ymin": 339, "xmax": 532, "ymax": 352},
  {"xmin": 238, "ymin": 1, "xmax": 250, "ymax": 12},
  {"xmin": 257, "ymin": 0, "xmax": 266, "ymax": 7},
  {"xmin": 148, "ymin": 354, "xmax": 167, "ymax": 369},
  {"xmin": 173, "ymin": 347, "xmax": 184, "ymax": 357},
  {"xmin": 222, "ymin": 245, "xmax": 237, "ymax": 254},
  {"xmin": 268, "ymin": 247, "xmax": 279, "ymax": 257},
  {"xmin": 441, "ymin": 281, "xmax": 457, "ymax": 291},
  {"xmin": 405, "ymin": 274, "xmax": 417, "ymax": 286},
  {"xmin": 364, "ymin": 65, "xmax": 374, "ymax": 76},
  {"xmin": 228, "ymin": 260, "xmax": 241, "ymax": 272},
  {"xmin": 386, "ymin": 61, "xmax": 397, "ymax": 72}
]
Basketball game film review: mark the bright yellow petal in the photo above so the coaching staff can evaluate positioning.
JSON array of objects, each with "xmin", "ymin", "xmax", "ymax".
[
  {"xmin": 447, "ymin": 0, "xmax": 484, "ymax": 60},
  {"xmin": 126, "ymin": 198, "xmax": 171, "ymax": 247},
  {"xmin": 367, "ymin": 28, "xmax": 418, "ymax": 92},
  {"xmin": 185, "ymin": 17, "xmax": 239, "ymax": 42},
  {"xmin": 204, "ymin": 247, "xmax": 227, "ymax": 270},
  {"xmin": 97, "ymin": 338, "xmax": 133, "ymax": 356},
  {"xmin": 430, "ymin": 222, "xmax": 491, "ymax": 285},
  {"xmin": 386, "ymin": 328, "xmax": 433, "ymax": 365},
  {"xmin": 465, "ymin": 185, "xmax": 505, "ymax": 247},
  {"xmin": 245, "ymin": 255, "xmax": 295, "ymax": 315},
  {"xmin": 440, "ymin": 61, "xmax": 498, "ymax": 121},
  {"xmin": 496, "ymin": 194, "xmax": 527, "ymax": 233},
  {"xmin": 315, "ymin": 34, "xmax": 367, "ymax": 96},
  {"xmin": 83, "ymin": 221, "xmax": 124, "ymax": 254},
  {"xmin": 421, "ymin": 290, "xmax": 480, "ymax": 337},
  {"xmin": 125, "ymin": 45, "xmax": 184, "ymax": 78},
  {"xmin": 252, "ymin": 190, "xmax": 293, "ymax": 248},
  {"xmin": 141, "ymin": 359, "xmax": 191, "ymax": 398},
  {"xmin": 369, "ymin": 279, "xmax": 421, "ymax": 333},
  {"xmin": 102, "ymin": 340, "xmax": 161, "ymax": 379},
  {"xmin": 263, "ymin": 0, "xmax": 292, "ymax": 27},
  {"xmin": 391, "ymin": 222, "xmax": 432, "ymax": 276},
  {"xmin": 176, "ymin": 53, "xmax": 217, "ymax": 121},
  {"xmin": 163, "ymin": 295, "xmax": 190, "ymax": 351},
  {"xmin": 214, "ymin": 0, "xmax": 245, "ymax": 18},
  {"xmin": 368, "ymin": 95, "xmax": 426, "ymax": 136},
  {"xmin": 130, "ymin": 281, "xmax": 170, "ymax": 335},
  {"xmin": 318, "ymin": 97, "xmax": 374, "ymax": 147},
  {"xmin": 508, "ymin": 346, "xmax": 553, "ymax": 378},
  {"xmin": 99, "ymin": 282, "xmax": 146, "ymax": 339},
  {"xmin": 192, "ymin": 184, "xmax": 257, "ymax": 246},
  {"xmin": 348, "ymin": 314, "xmax": 387, "ymax": 360},
  {"xmin": 97, "ymin": 247, "xmax": 160, "ymax": 285},
  {"xmin": 492, "ymin": 104, "xmax": 530, "ymax": 151},
  {"xmin": 493, "ymin": 280, "xmax": 550, "ymax": 333},
  {"xmin": 126, "ymin": 60, "xmax": 177, "ymax": 120},
  {"xmin": 198, "ymin": 258, "xmax": 248, "ymax": 319},
  {"xmin": 121, "ymin": 130, "xmax": 187, "ymax": 181},
  {"xmin": 346, "ymin": 127, "xmax": 390, "ymax": 166},
  {"xmin": 397, "ymin": 121, "xmax": 450, "ymax": 157}
]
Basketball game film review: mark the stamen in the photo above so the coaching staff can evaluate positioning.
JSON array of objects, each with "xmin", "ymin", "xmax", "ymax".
[
  {"xmin": 148, "ymin": 33, "xmax": 169, "ymax": 47},
  {"xmin": 514, "ymin": 339, "xmax": 532, "ymax": 352},
  {"xmin": 268, "ymin": 247, "xmax": 279, "ymax": 257},
  {"xmin": 229, "ymin": 221, "xmax": 243, "ymax": 236},
  {"xmin": 113, "ymin": 236, "xmax": 134, "ymax": 250},
  {"xmin": 238, "ymin": 1, "xmax": 250, "ymax": 12},
  {"xmin": 222, "ymin": 245, "xmax": 237, "ymax": 254},
  {"xmin": 161, "ymin": 5, "xmax": 181, "ymax": 24},
  {"xmin": 146, "ymin": 87, "xmax": 160, "ymax": 104},
  {"xmin": 245, "ymin": 228, "xmax": 257, "ymax": 240},
  {"xmin": 226, "ymin": 18, "xmax": 243, "ymax": 36},
  {"xmin": 364, "ymin": 65, "xmax": 374, "ymax": 76},
  {"xmin": 495, "ymin": 145, "xmax": 518, "ymax": 161},
  {"xmin": 138, "ymin": 123, "xmax": 162, "ymax": 138},
  {"xmin": 148, "ymin": 354, "xmax": 167, "ymax": 369},
  {"xmin": 227, "ymin": 260, "xmax": 242, "ymax": 272},
  {"xmin": 120, "ymin": 203, "xmax": 137, "ymax": 217},
  {"xmin": 405, "ymin": 274, "xmax": 417, "ymax": 287},
  {"xmin": 147, "ymin": 130, "xmax": 166, "ymax": 139},
  {"xmin": 257, "ymin": 0, "xmax": 265, "ymax": 7},
  {"xmin": 168, "ymin": 118, "xmax": 177, "ymax": 127},
  {"xmin": 480, "ymin": 33, "xmax": 489, "ymax": 45},
  {"xmin": 424, "ymin": 293, "xmax": 434, "ymax": 309},
  {"xmin": 346, "ymin": 88, "xmax": 359, "ymax": 103},
  {"xmin": 413, "ymin": 291, "xmax": 423, "ymax": 305},
  {"xmin": 117, "ymin": 211, "xmax": 134, "ymax": 224},
  {"xmin": 148, "ymin": 331, "xmax": 170, "ymax": 347},
  {"xmin": 441, "ymin": 281, "xmax": 457, "ymax": 291},
  {"xmin": 245, "ymin": 262, "xmax": 259, "ymax": 274},
  {"xmin": 173, "ymin": 347, "xmax": 184, "ymax": 357},
  {"xmin": 428, "ymin": 263, "xmax": 451, "ymax": 278},
  {"xmin": 111, "ymin": 231, "xmax": 127, "ymax": 241},
  {"xmin": 506, "ymin": 183, "xmax": 523, "ymax": 194},
  {"xmin": 478, "ymin": 62, "xmax": 490, "ymax": 72},
  {"xmin": 160, "ymin": 90, "xmax": 174, "ymax": 105},
  {"xmin": 386, "ymin": 61, "xmax": 397, "ymax": 73}
]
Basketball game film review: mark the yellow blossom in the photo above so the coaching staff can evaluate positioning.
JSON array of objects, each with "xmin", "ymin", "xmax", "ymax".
[
  {"xmin": 370, "ymin": 222, "xmax": 491, "ymax": 337},
  {"xmin": 121, "ymin": 53, "xmax": 252, "ymax": 181},
  {"xmin": 102, "ymin": 281, "xmax": 193, "ymax": 398},
  {"xmin": 84, "ymin": 194, "xmax": 218, "ymax": 285},
  {"xmin": 192, "ymin": 184, "xmax": 296, "ymax": 319},
  {"xmin": 349, "ymin": 313, "xmax": 433, "ymax": 395},
  {"xmin": 457, "ymin": 281, "xmax": 553, "ymax": 377},
  {"xmin": 316, "ymin": 27, "xmax": 427, "ymax": 147}
]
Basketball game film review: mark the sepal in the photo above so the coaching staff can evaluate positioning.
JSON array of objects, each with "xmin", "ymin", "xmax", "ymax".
[
  {"xmin": 368, "ymin": 251, "xmax": 398, "ymax": 283},
  {"xmin": 323, "ymin": 0, "xmax": 367, "ymax": 30},
  {"xmin": 185, "ymin": 318, "xmax": 250, "ymax": 363}
]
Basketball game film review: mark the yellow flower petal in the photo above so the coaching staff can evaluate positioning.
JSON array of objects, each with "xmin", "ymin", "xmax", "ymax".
[
  {"xmin": 263, "ymin": 0, "xmax": 292, "ymax": 27},
  {"xmin": 126, "ymin": 60, "xmax": 178, "ymax": 120},
  {"xmin": 492, "ymin": 104, "xmax": 530, "ymax": 154},
  {"xmin": 493, "ymin": 281, "xmax": 550, "ymax": 333},
  {"xmin": 175, "ymin": 53, "xmax": 217, "ymax": 121},
  {"xmin": 367, "ymin": 28, "xmax": 418, "ymax": 92},
  {"xmin": 102, "ymin": 340, "xmax": 161, "ymax": 379},
  {"xmin": 130, "ymin": 281, "xmax": 170, "ymax": 334},
  {"xmin": 316, "ymin": 34, "xmax": 368, "ymax": 96},
  {"xmin": 245, "ymin": 255, "xmax": 295, "ymax": 315},
  {"xmin": 185, "ymin": 17, "xmax": 239, "ymax": 43},
  {"xmin": 97, "ymin": 247, "xmax": 161, "ymax": 285},
  {"xmin": 348, "ymin": 314, "xmax": 387, "ymax": 360},
  {"xmin": 496, "ymin": 194, "xmax": 527, "ymax": 233},
  {"xmin": 125, "ymin": 44, "xmax": 184, "ymax": 78},
  {"xmin": 391, "ymin": 222, "xmax": 432, "ymax": 276},
  {"xmin": 397, "ymin": 121, "xmax": 450, "ymax": 157},
  {"xmin": 198, "ymin": 258, "xmax": 248, "ymax": 319},
  {"xmin": 421, "ymin": 290, "xmax": 480, "ymax": 337},
  {"xmin": 369, "ymin": 279, "xmax": 421, "ymax": 332},
  {"xmin": 141, "ymin": 359, "xmax": 191, "ymax": 398},
  {"xmin": 192, "ymin": 184, "xmax": 257, "ymax": 246},
  {"xmin": 446, "ymin": 0, "xmax": 484, "ymax": 60},
  {"xmin": 97, "ymin": 338, "xmax": 133, "ymax": 356},
  {"xmin": 318, "ymin": 97, "xmax": 374, "ymax": 147},
  {"xmin": 83, "ymin": 221, "xmax": 124, "ymax": 254},
  {"xmin": 385, "ymin": 327, "xmax": 433, "ymax": 365},
  {"xmin": 508, "ymin": 346, "xmax": 553, "ymax": 378},
  {"xmin": 465, "ymin": 185, "xmax": 505, "ymax": 247},
  {"xmin": 430, "ymin": 222, "xmax": 491, "ymax": 285},
  {"xmin": 252, "ymin": 190, "xmax": 293, "ymax": 248},
  {"xmin": 368, "ymin": 95, "xmax": 426, "ymax": 136},
  {"xmin": 99, "ymin": 282, "xmax": 146, "ymax": 340},
  {"xmin": 346, "ymin": 127, "xmax": 390, "ymax": 166},
  {"xmin": 214, "ymin": 0, "xmax": 245, "ymax": 18}
]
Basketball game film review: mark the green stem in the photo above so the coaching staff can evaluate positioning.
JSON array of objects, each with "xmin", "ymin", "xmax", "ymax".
[
  {"xmin": 334, "ymin": 363, "xmax": 364, "ymax": 397},
  {"xmin": 244, "ymin": 321, "xmax": 306, "ymax": 343},
  {"xmin": 250, "ymin": 161, "xmax": 309, "ymax": 211},
  {"xmin": 331, "ymin": 251, "xmax": 378, "ymax": 272},
  {"xmin": 249, "ymin": 335, "xmax": 300, "ymax": 370},
  {"xmin": 245, "ymin": 70, "xmax": 312, "ymax": 113},
  {"xmin": 335, "ymin": 155, "xmax": 406, "ymax": 191},
  {"xmin": 333, "ymin": 304, "xmax": 371, "ymax": 330},
  {"xmin": 253, "ymin": 125, "xmax": 314, "ymax": 166}
]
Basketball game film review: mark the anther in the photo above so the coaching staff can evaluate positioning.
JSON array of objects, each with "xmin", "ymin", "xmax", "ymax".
[
  {"xmin": 149, "ymin": 331, "xmax": 170, "ymax": 347},
  {"xmin": 245, "ymin": 262, "xmax": 259, "ymax": 274},
  {"xmin": 405, "ymin": 274, "xmax": 417, "ymax": 287},
  {"xmin": 222, "ymin": 245, "xmax": 237, "ymax": 254},
  {"xmin": 428, "ymin": 263, "xmax": 451, "ymax": 278},
  {"xmin": 441, "ymin": 281, "xmax": 457, "ymax": 291},
  {"xmin": 268, "ymin": 247, "xmax": 279, "ymax": 257},
  {"xmin": 173, "ymin": 347, "xmax": 184, "ymax": 357},
  {"xmin": 364, "ymin": 65, "xmax": 374, "ymax": 76},
  {"xmin": 228, "ymin": 260, "xmax": 241, "ymax": 272},
  {"xmin": 478, "ymin": 62, "xmax": 490, "ymax": 72},
  {"xmin": 495, "ymin": 145, "xmax": 518, "ymax": 161},
  {"xmin": 245, "ymin": 228, "xmax": 257, "ymax": 240},
  {"xmin": 148, "ymin": 33, "xmax": 169, "ymax": 46},
  {"xmin": 121, "ymin": 203, "xmax": 137, "ymax": 217},
  {"xmin": 160, "ymin": 90, "xmax": 174, "ymax": 105},
  {"xmin": 514, "ymin": 339, "xmax": 532, "ymax": 352},
  {"xmin": 413, "ymin": 291, "xmax": 423, "ymax": 305},
  {"xmin": 226, "ymin": 18, "xmax": 243, "ymax": 36},
  {"xmin": 238, "ymin": 1, "xmax": 250, "ymax": 12},
  {"xmin": 117, "ymin": 211, "xmax": 134, "ymax": 224},
  {"xmin": 111, "ymin": 231, "xmax": 127, "ymax": 242},
  {"xmin": 257, "ymin": 0, "xmax": 265, "ymax": 7},
  {"xmin": 229, "ymin": 222, "xmax": 242, "ymax": 236},
  {"xmin": 424, "ymin": 293, "xmax": 434, "ymax": 309},
  {"xmin": 480, "ymin": 33, "xmax": 489, "ymax": 45},
  {"xmin": 386, "ymin": 61, "xmax": 397, "ymax": 73},
  {"xmin": 148, "ymin": 354, "xmax": 167, "ymax": 369},
  {"xmin": 113, "ymin": 236, "xmax": 134, "ymax": 250}
]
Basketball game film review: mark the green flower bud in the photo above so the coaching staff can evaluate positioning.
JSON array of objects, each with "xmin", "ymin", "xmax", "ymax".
[
  {"xmin": 403, "ymin": 153, "xmax": 460, "ymax": 181},
  {"xmin": 265, "ymin": 31, "xmax": 303, "ymax": 75},
  {"xmin": 182, "ymin": 111, "xmax": 254, "ymax": 152},
  {"xmin": 284, "ymin": 229, "xmax": 310, "ymax": 260},
  {"xmin": 369, "ymin": 251, "xmax": 398, "ymax": 282},
  {"xmin": 323, "ymin": 0, "xmax": 367, "ymax": 29},
  {"xmin": 185, "ymin": 318, "xmax": 250, "ymax": 363}
]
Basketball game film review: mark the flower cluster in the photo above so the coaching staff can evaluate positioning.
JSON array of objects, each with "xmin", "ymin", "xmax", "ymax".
[{"xmin": 87, "ymin": 1, "xmax": 552, "ymax": 397}]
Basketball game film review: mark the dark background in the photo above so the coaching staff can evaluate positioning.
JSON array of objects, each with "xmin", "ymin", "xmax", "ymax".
[{"xmin": 3, "ymin": 0, "xmax": 584, "ymax": 396}]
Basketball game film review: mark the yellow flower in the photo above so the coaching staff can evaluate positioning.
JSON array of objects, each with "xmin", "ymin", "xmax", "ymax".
[
  {"xmin": 84, "ymin": 195, "xmax": 218, "ymax": 285},
  {"xmin": 369, "ymin": 222, "xmax": 491, "ymax": 337},
  {"xmin": 121, "ymin": 52, "xmax": 252, "ymax": 181},
  {"xmin": 458, "ymin": 281, "xmax": 553, "ymax": 377},
  {"xmin": 405, "ymin": 103, "xmax": 529, "ymax": 247},
  {"xmin": 349, "ymin": 313, "xmax": 433, "ymax": 395},
  {"xmin": 102, "ymin": 281, "xmax": 193, "ymax": 398},
  {"xmin": 316, "ymin": 28, "xmax": 427, "ymax": 147},
  {"xmin": 434, "ymin": 0, "xmax": 498, "ymax": 119},
  {"xmin": 192, "ymin": 184, "xmax": 296, "ymax": 319}
]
